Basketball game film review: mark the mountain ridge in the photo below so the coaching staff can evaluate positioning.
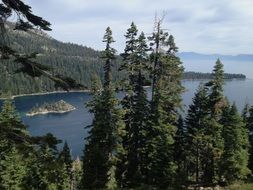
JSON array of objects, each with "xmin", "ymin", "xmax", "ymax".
[{"xmin": 178, "ymin": 52, "xmax": 253, "ymax": 62}]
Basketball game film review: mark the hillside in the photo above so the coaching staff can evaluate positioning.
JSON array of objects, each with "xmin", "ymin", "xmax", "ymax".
[
  {"xmin": 0, "ymin": 25, "xmax": 247, "ymax": 97},
  {"xmin": 0, "ymin": 24, "xmax": 122, "ymax": 97}
]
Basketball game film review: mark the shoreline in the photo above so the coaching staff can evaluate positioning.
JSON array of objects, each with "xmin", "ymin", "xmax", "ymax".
[
  {"xmin": 0, "ymin": 90, "xmax": 90, "ymax": 100},
  {"xmin": 0, "ymin": 78, "xmax": 249, "ymax": 100}
]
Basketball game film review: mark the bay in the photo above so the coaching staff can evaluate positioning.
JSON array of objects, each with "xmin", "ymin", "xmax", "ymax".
[{"xmin": 1, "ymin": 79, "xmax": 253, "ymax": 157}]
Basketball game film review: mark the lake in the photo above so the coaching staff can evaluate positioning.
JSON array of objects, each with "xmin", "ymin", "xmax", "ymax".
[{"xmin": 1, "ymin": 79, "xmax": 253, "ymax": 157}]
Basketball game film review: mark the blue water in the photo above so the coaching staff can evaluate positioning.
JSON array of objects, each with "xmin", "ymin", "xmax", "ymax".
[{"xmin": 1, "ymin": 79, "xmax": 253, "ymax": 157}]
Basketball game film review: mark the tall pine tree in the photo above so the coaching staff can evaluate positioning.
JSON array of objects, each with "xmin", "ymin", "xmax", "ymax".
[
  {"xmin": 117, "ymin": 23, "xmax": 151, "ymax": 188},
  {"xmin": 203, "ymin": 59, "xmax": 226, "ymax": 185},
  {"xmin": 147, "ymin": 18, "xmax": 184, "ymax": 188},
  {"xmin": 81, "ymin": 27, "xmax": 124, "ymax": 189}
]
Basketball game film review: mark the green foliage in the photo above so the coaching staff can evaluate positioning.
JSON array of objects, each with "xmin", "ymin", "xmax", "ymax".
[
  {"xmin": 229, "ymin": 182, "xmax": 253, "ymax": 190},
  {"xmin": 81, "ymin": 27, "xmax": 124, "ymax": 189},
  {"xmin": 221, "ymin": 103, "xmax": 250, "ymax": 184},
  {"xmin": 242, "ymin": 105, "xmax": 253, "ymax": 173},
  {"xmin": 144, "ymin": 19, "xmax": 184, "ymax": 189},
  {"xmin": 174, "ymin": 116, "xmax": 188, "ymax": 188},
  {"xmin": 207, "ymin": 59, "xmax": 225, "ymax": 117},
  {"xmin": 185, "ymin": 84, "xmax": 209, "ymax": 183},
  {"xmin": 0, "ymin": 0, "xmax": 84, "ymax": 92},
  {"xmin": 116, "ymin": 23, "xmax": 152, "ymax": 188},
  {"xmin": 183, "ymin": 71, "xmax": 246, "ymax": 80},
  {"xmin": 59, "ymin": 141, "xmax": 73, "ymax": 176},
  {"xmin": 0, "ymin": 143, "xmax": 27, "ymax": 190},
  {"xmin": 73, "ymin": 157, "xmax": 82, "ymax": 190},
  {"xmin": 0, "ymin": 4, "xmax": 252, "ymax": 188},
  {"xmin": 0, "ymin": 100, "xmax": 73, "ymax": 189},
  {"xmin": 201, "ymin": 59, "xmax": 226, "ymax": 185}
]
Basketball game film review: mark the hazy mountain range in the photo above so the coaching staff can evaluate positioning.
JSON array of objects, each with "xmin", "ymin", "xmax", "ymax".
[{"xmin": 178, "ymin": 52, "xmax": 253, "ymax": 62}]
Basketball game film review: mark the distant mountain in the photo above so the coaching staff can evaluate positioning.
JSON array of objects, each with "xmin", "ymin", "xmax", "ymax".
[{"xmin": 178, "ymin": 52, "xmax": 253, "ymax": 62}]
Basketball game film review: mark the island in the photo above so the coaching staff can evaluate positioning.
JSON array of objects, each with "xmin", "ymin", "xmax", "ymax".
[{"xmin": 26, "ymin": 100, "xmax": 76, "ymax": 116}]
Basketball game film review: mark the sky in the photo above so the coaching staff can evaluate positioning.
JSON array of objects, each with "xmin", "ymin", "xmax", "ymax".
[{"xmin": 24, "ymin": 0, "xmax": 253, "ymax": 55}]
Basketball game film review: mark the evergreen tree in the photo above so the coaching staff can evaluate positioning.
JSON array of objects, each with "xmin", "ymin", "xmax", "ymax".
[
  {"xmin": 220, "ymin": 103, "xmax": 250, "ymax": 184},
  {"xmin": 0, "ymin": 100, "xmax": 30, "ymax": 146},
  {"xmin": 203, "ymin": 59, "xmax": 226, "ymax": 185},
  {"xmin": 244, "ymin": 105, "xmax": 253, "ymax": 172},
  {"xmin": 0, "ymin": 142, "xmax": 27, "ymax": 190},
  {"xmin": 0, "ymin": 100, "xmax": 34, "ymax": 169},
  {"xmin": 73, "ymin": 157, "xmax": 82, "ymax": 190},
  {"xmin": 174, "ymin": 116, "xmax": 188, "ymax": 188},
  {"xmin": 0, "ymin": 101, "xmax": 30, "ymax": 189},
  {"xmin": 58, "ymin": 141, "xmax": 73, "ymax": 189},
  {"xmin": 242, "ymin": 103, "xmax": 250, "ymax": 122},
  {"xmin": 185, "ymin": 84, "xmax": 209, "ymax": 184},
  {"xmin": 117, "ymin": 23, "xmax": 151, "ymax": 188},
  {"xmin": 59, "ymin": 141, "xmax": 73, "ymax": 176},
  {"xmin": 207, "ymin": 59, "xmax": 225, "ymax": 117},
  {"xmin": 0, "ymin": 101, "xmax": 70, "ymax": 189},
  {"xmin": 81, "ymin": 27, "xmax": 124, "ymax": 189},
  {"xmin": 24, "ymin": 133, "xmax": 69, "ymax": 190},
  {"xmin": 147, "ymin": 18, "xmax": 184, "ymax": 188}
]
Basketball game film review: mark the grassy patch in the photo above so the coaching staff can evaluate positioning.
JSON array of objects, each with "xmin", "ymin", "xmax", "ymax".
[{"xmin": 228, "ymin": 183, "xmax": 253, "ymax": 190}]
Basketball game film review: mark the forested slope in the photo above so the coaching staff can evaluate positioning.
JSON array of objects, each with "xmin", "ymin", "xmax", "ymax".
[
  {"xmin": 0, "ymin": 23, "xmax": 122, "ymax": 97},
  {"xmin": 0, "ymin": 24, "xmax": 246, "ymax": 97}
]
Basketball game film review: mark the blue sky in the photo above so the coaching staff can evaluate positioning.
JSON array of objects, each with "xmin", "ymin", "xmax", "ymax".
[{"xmin": 25, "ymin": 0, "xmax": 253, "ymax": 55}]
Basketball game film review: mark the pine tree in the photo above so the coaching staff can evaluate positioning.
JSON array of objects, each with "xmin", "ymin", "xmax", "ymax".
[
  {"xmin": 147, "ymin": 19, "xmax": 184, "ymax": 188},
  {"xmin": 81, "ymin": 27, "xmax": 124, "ymax": 189},
  {"xmin": 203, "ymin": 59, "xmax": 226, "ymax": 185},
  {"xmin": 208, "ymin": 59, "xmax": 225, "ymax": 117},
  {"xmin": 58, "ymin": 141, "xmax": 73, "ymax": 189},
  {"xmin": 73, "ymin": 157, "xmax": 82, "ymax": 190},
  {"xmin": 117, "ymin": 23, "xmax": 151, "ymax": 188},
  {"xmin": 244, "ymin": 105, "xmax": 253, "ymax": 172},
  {"xmin": 0, "ymin": 101, "xmax": 30, "ymax": 189},
  {"xmin": 59, "ymin": 141, "xmax": 73, "ymax": 176},
  {"xmin": 185, "ymin": 84, "xmax": 209, "ymax": 184},
  {"xmin": 24, "ymin": 134, "xmax": 68, "ymax": 190},
  {"xmin": 220, "ymin": 103, "xmax": 250, "ymax": 184},
  {"xmin": 0, "ymin": 100, "xmax": 34, "ymax": 160},
  {"xmin": 0, "ymin": 141, "xmax": 27, "ymax": 190},
  {"xmin": 174, "ymin": 116, "xmax": 188, "ymax": 188},
  {"xmin": 242, "ymin": 103, "xmax": 250, "ymax": 122}
]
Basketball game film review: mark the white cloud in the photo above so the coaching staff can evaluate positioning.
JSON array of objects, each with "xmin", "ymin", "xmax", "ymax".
[{"xmin": 25, "ymin": 0, "xmax": 253, "ymax": 54}]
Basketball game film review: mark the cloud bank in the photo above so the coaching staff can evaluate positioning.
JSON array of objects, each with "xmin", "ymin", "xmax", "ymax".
[{"xmin": 26, "ymin": 0, "xmax": 253, "ymax": 54}]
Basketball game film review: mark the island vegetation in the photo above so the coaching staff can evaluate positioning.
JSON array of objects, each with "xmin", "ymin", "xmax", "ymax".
[
  {"xmin": 26, "ymin": 100, "xmax": 76, "ymax": 116},
  {"xmin": 1, "ymin": 1, "xmax": 253, "ymax": 190},
  {"xmin": 183, "ymin": 71, "xmax": 246, "ymax": 80}
]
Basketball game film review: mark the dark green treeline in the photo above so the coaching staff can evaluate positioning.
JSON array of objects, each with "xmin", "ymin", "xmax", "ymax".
[
  {"xmin": 81, "ymin": 23, "xmax": 253, "ymax": 190},
  {"xmin": 0, "ymin": 100, "xmax": 82, "ymax": 189}
]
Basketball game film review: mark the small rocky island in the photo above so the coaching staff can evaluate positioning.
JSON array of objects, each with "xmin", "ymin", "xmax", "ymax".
[{"xmin": 26, "ymin": 100, "xmax": 76, "ymax": 116}]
